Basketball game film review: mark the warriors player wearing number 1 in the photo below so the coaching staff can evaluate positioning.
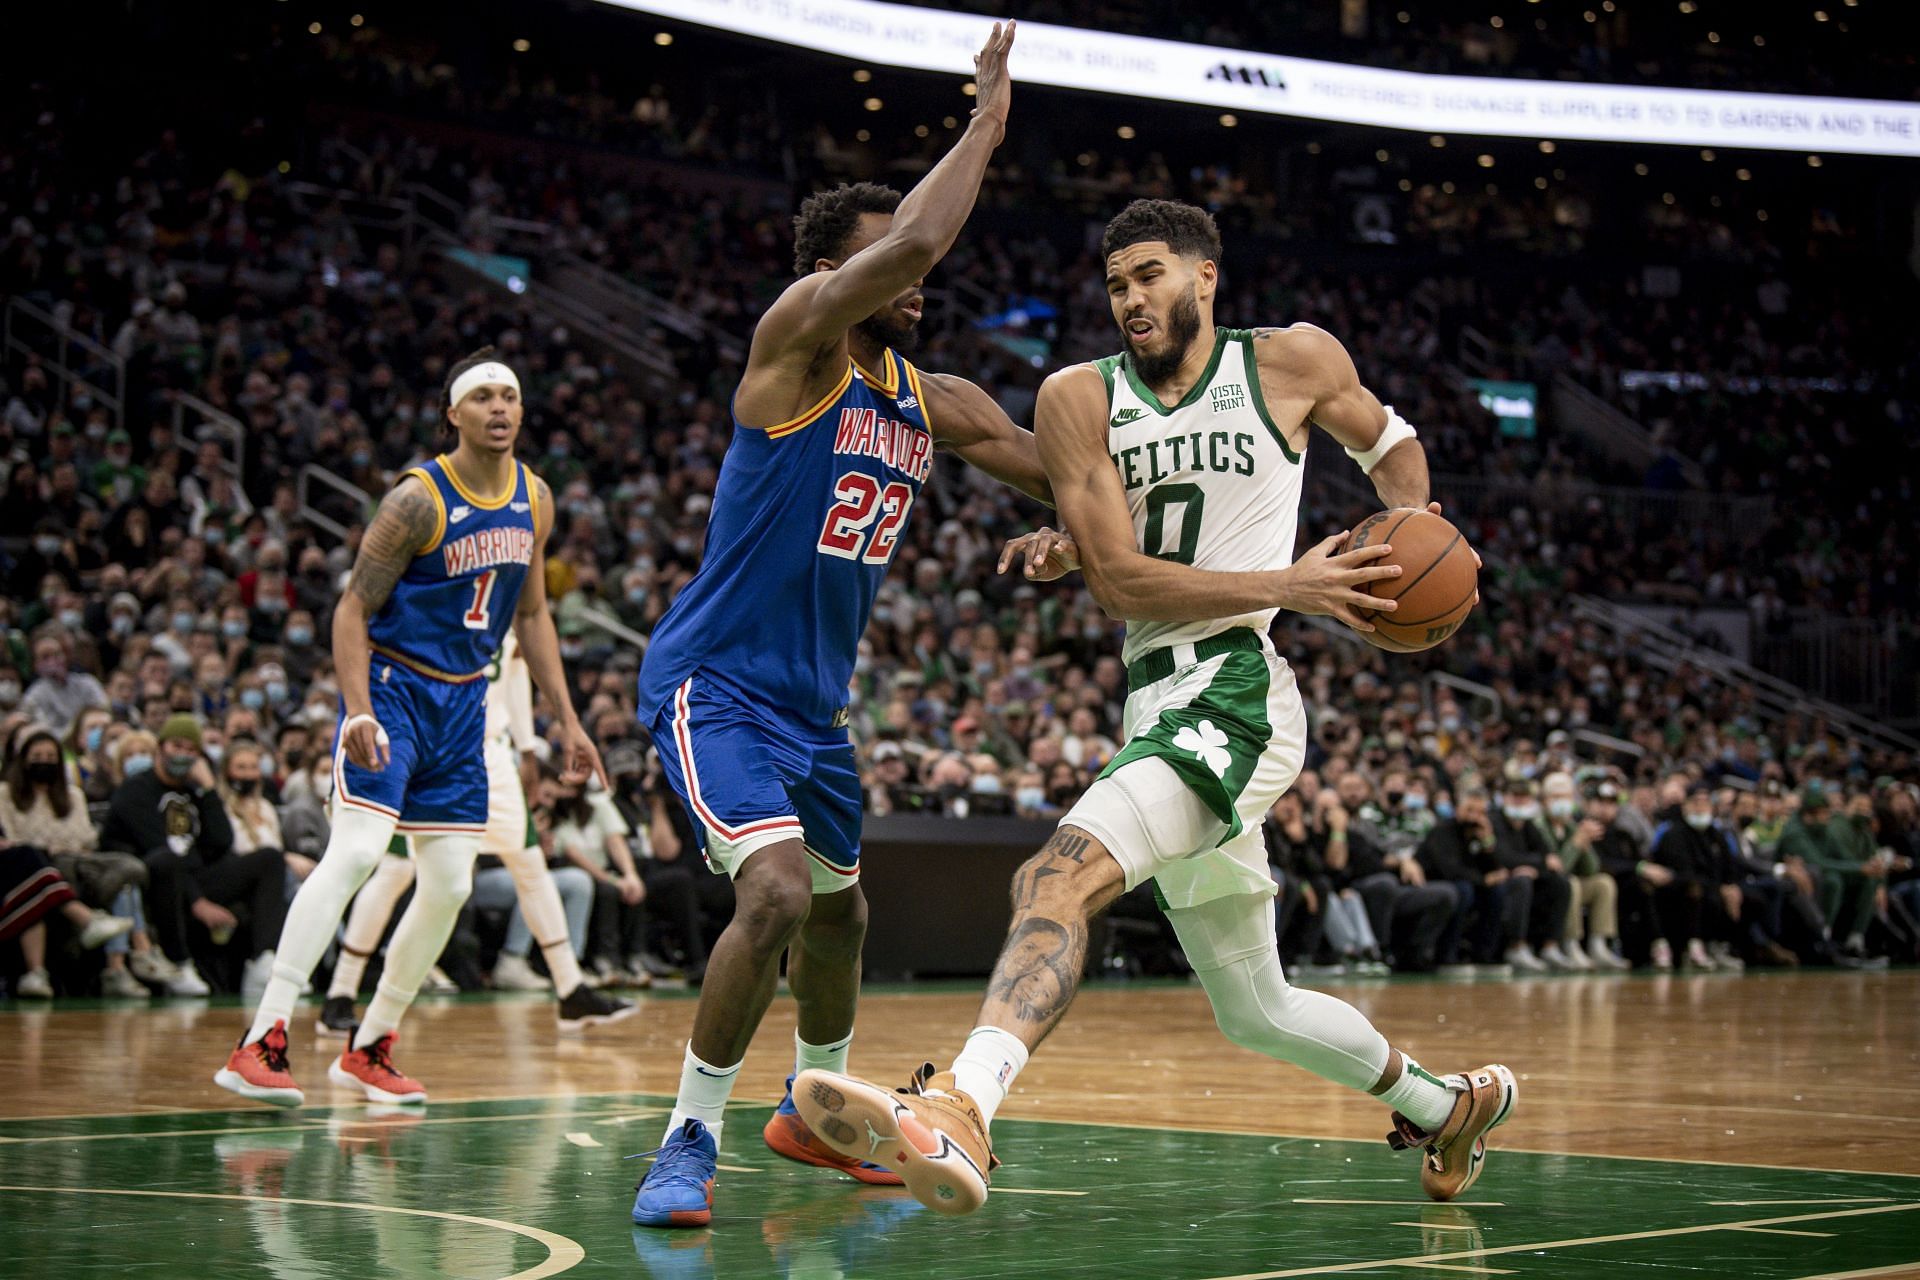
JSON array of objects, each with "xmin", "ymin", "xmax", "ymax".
[
  {"xmin": 630, "ymin": 23, "xmax": 1055, "ymax": 1228},
  {"xmin": 798, "ymin": 200, "xmax": 1515, "ymax": 1213},
  {"xmin": 215, "ymin": 348, "xmax": 604, "ymax": 1108}
]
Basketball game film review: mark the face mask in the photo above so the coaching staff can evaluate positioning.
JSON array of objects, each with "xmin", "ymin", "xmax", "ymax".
[
  {"xmin": 173, "ymin": 611, "xmax": 196, "ymax": 633},
  {"xmin": 205, "ymin": 528, "xmax": 226, "ymax": 547},
  {"xmin": 971, "ymin": 774, "xmax": 1003, "ymax": 795},
  {"xmin": 228, "ymin": 777, "xmax": 260, "ymax": 796},
  {"xmin": 26, "ymin": 761, "xmax": 62, "ymax": 787},
  {"xmin": 626, "ymin": 586, "xmax": 647, "ymax": 604},
  {"xmin": 350, "ymin": 449, "xmax": 372, "ymax": 468},
  {"xmin": 1385, "ymin": 790, "xmax": 1404, "ymax": 807},
  {"xmin": 266, "ymin": 681, "xmax": 288, "ymax": 704},
  {"xmin": 124, "ymin": 753, "xmax": 154, "ymax": 776},
  {"xmin": 204, "ymin": 744, "xmax": 225, "ymax": 765},
  {"xmin": 1548, "ymin": 799, "xmax": 1577, "ymax": 820},
  {"xmin": 0, "ymin": 680, "xmax": 22, "ymax": 704},
  {"xmin": 1504, "ymin": 803, "xmax": 1539, "ymax": 822},
  {"xmin": 34, "ymin": 535, "xmax": 62, "ymax": 557},
  {"xmin": 58, "ymin": 608, "xmax": 84, "ymax": 630},
  {"xmin": 1016, "ymin": 786, "xmax": 1047, "ymax": 810},
  {"xmin": 111, "ymin": 614, "xmax": 134, "ymax": 636},
  {"xmin": 222, "ymin": 620, "xmax": 247, "ymax": 639},
  {"xmin": 1440, "ymin": 715, "xmax": 1461, "ymax": 732},
  {"xmin": 1435, "ymin": 799, "xmax": 1454, "ymax": 820},
  {"xmin": 257, "ymin": 596, "xmax": 286, "ymax": 615},
  {"xmin": 85, "ymin": 725, "xmax": 104, "ymax": 753},
  {"xmin": 1404, "ymin": 792, "xmax": 1428, "ymax": 811},
  {"xmin": 287, "ymin": 626, "xmax": 314, "ymax": 647},
  {"xmin": 626, "ymin": 527, "xmax": 648, "ymax": 546},
  {"xmin": 240, "ymin": 689, "xmax": 266, "ymax": 710},
  {"xmin": 1685, "ymin": 811, "xmax": 1714, "ymax": 830},
  {"xmin": 560, "ymin": 641, "xmax": 585, "ymax": 660}
]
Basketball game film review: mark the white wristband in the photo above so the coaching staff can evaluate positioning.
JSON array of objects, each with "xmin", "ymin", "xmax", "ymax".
[
  {"xmin": 343, "ymin": 713, "xmax": 390, "ymax": 745},
  {"xmin": 1345, "ymin": 406, "xmax": 1418, "ymax": 476}
]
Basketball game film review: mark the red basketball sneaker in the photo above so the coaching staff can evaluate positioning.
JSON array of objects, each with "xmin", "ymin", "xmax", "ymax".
[
  {"xmin": 328, "ymin": 1030, "xmax": 427, "ymax": 1105},
  {"xmin": 213, "ymin": 1019, "xmax": 305, "ymax": 1108}
]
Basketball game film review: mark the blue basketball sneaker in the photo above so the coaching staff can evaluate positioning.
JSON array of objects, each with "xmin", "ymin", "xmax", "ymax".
[
  {"xmin": 764, "ymin": 1074, "xmax": 905, "ymax": 1186},
  {"xmin": 630, "ymin": 1119, "xmax": 719, "ymax": 1228}
]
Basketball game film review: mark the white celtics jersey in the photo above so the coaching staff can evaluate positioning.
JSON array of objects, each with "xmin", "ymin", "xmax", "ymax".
[
  {"xmin": 484, "ymin": 630, "xmax": 537, "ymax": 753},
  {"xmin": 1094, "ymin": 328, "xmax": 1304, "ymax": 666}
]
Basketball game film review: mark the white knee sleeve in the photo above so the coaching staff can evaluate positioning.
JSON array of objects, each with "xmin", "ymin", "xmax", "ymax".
[
  {"xmin": 1166, "ymin": 893, "xmax": 1390, "ymax": 1093},
  {"xmin": 357, "ymin": 834, "xmax": 478, "ymax": 1047}
]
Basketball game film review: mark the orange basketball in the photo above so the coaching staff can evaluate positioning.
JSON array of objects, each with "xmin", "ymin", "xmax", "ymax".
[{"xmin": 1346, "ymin": 508, "xmax": 1478, "ymax": 653}]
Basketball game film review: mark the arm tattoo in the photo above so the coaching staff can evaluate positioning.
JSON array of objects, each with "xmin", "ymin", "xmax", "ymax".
[{"xmin": 347, "ymin": 482, "xmax": 437, "ymax": 614}]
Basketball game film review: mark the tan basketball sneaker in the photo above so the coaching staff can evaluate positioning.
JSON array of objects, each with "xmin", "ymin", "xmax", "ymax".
[
  {"xmin": 1386, "ymin": 1063, "xmax": 1517, "ymax": 1201},
  {"xmin": 794, "ymin": 1064, "xmax": 999, "ymax": 1215}
]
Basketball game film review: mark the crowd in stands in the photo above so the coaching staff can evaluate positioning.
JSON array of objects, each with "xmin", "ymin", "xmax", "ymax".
[{"xmin": 3, "ymin": 7, "xmax": 1917, "ymax": 998}]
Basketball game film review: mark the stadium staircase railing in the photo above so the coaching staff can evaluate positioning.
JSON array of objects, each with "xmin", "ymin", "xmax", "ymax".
[{"xmin": 3, "ymin": 296, "xmax": 126, "ymax": 431}]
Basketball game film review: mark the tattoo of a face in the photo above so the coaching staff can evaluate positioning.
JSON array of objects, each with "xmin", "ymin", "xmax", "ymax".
[
  {"xmin": 346, "ymin": 481, "xmax": 439, "ymax": 615},
  {"xmin": 984, "ymin": 917, "xmax": 1088, "ymax": 1027}
]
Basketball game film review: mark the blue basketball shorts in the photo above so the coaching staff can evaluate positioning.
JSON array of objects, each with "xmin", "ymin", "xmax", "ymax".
[
  {"xmin": 332, "ymin": 658, "xmax": 488, "ymax": 834},
  {"xmin": 649, "ymin": 674, "xmax": 862, "ymax": 894}
]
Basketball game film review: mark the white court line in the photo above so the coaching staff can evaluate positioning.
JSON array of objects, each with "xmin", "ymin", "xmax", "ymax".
[
  {"xmin": 563, "ymin": 1132, "xmax": 602, "ymax": 1148},
  {"xmin": 993, "ymin": 1188, "xmax": 1089, "ymax": 1197},
  {"xmin": 1789, "ymin": 1265, "xmax": 1920, "ymax": 1280},
  {"xmin": 1725, "ymin": 1227, "xmax": 1836, "ymax": 1238},
  {"xmin": 1294, "ymin": 1198, "xmax": 1505, "ymax": 1207},
  {"xmin": 1391, "ymin": 1222, "xmax": 1480, "ymax": 1231},
  {"xmin": 1199, "ymin": 1201, "xmax": 1920, "ymax": 1280},
  {"xmin": 0, "ymin": 1184, "xmax": 583, "ymax": 1280},
  {"xmin": 1710, "ymin": 1198, "xmax": 1897, "ymax": 1206},
  {"xmin": 1404, "ymin": 1266, "xmax": 1514, "ymax": 1276}
]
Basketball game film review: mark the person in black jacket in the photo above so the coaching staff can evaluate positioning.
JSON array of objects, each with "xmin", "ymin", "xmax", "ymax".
[
  {"xmin": 99, "ymin": 714, "xmax": 286, "ymax": 992},
  {"xmin": 1317, "ymin": 790, "xmax": 1456, "ymax": 972},
  {"xmin": 1581, "ymin": 780, "xmax": 1670, "ymax": 967},
  {"xmin": 1489, "ymin": 778, "xmax": 1574, "ymax": 972},
  {"xmin": 1417, "ymin": 788, "xmax": 1516, "ymax": 971},
  {"xmin": 1647, "ymin": 784, "xmax": 1739, "ymax": 971},
  {"xmin": 1263, "ymin": 791, "xmax": 1330, "ymax": 970}
]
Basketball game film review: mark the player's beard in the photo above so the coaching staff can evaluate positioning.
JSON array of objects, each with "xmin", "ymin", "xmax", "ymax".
[
  {"xmin": 855, "ymin": 310, "xmax": 920, "ymax": 354},
  {"xmin": 1128, "ymin": 286, "xmax": 1201, "ymax": 385}
]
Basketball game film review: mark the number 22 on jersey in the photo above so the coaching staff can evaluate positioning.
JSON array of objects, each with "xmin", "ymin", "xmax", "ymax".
[{"xmin": 816, "ymin": 471, "xmax": 913, "ymax": 565}]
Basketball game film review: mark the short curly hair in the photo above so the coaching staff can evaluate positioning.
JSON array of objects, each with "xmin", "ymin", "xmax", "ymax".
[
  {"xmin": 792, "ymin": 182, "xmax": 904, "ymax": 276},
  {"xmin": 1100, "ymin": 199, "xmax": 1223, "ymax": 266}
]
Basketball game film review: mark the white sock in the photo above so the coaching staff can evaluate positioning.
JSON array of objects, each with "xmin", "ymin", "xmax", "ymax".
[
  {"xmin": 664, "ymin": 1041, "xmax": 740, "ymax": 1145},
  {"xmin": 501, "ymin": 844, "xmax": 583, "ymax": 996},
  {"xmin": 1377, "ymin": 1050, "xmax": 1457, "ymax": 1132},
  {"xmin": 949, "ymin": 1025, "xmax": 1029, "ymax": 1128},
  {"xmin": 247, "ymin": 807, "xmax": 395, "ymax": 1044},
  {"xmin": 795, "ymin": 1030, "xmax": 852, "ymax": 1078},
  {"xmin": 327, "ymin": 854, "xmax": 414, "ymax": 999},
  {"xmin": 353, "ymin": 833, "xmax": 476, "ymax": 1050}
]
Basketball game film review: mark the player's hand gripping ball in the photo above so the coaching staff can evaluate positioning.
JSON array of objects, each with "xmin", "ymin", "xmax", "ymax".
[{"xmin": 1347, "ymin": 506, "xmax": 1480, "ymax": 652}]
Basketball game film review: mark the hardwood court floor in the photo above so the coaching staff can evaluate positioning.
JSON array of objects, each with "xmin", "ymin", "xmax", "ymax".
[{"xmin": 3, "ymin": 969, "xmax": 1916, "ymax": 1279}]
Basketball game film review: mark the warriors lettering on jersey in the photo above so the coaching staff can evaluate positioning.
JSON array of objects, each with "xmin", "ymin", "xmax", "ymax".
[
  {"xmin": 831, "ymin": 407, "xmax": 934, "ymax": 483},
  {"xmin": 443, "ymin": 526, "xmax": 536, "ymax": 577}
]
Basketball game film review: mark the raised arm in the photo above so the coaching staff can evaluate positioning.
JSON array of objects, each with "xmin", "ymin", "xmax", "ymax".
[
  {"xmin": 922, "ymin": 371, "xmax": 1052, "ymax": 505},
  {"xmin": 1256, "ymin": 324, "xmax": 1429, "ymax": 510},
  {"xmin": 513, "ymin": 475, "xmax": 606, "ymax": 789},
  {"xmin": 1035, "ymin": 366, "xmax": 1402, "ymax": 627},
  {"xmin": 334, "ymin": 474, "xmax": 439, "ymax": 769},
  {"xmin": 737, "ymin": 23, "xmax": 1015, "ymax": 425}
]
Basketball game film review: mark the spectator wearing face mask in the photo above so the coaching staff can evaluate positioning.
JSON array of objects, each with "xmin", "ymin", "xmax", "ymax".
[
  {"xmin": 1538, "ymin": 772, "xmax": 1628, "ymax": 970},
  {"xmin": 65, "ymin": 707, "xmax": 118, "ymax": 802},
  {"xmin": 277, "ymin": 756, "xmax": 333, "ymax": 863},
  {"xmin": 1778, "ymin": 784, "xmax": 1889, "ymax": 967},
  {"xmin": 21, "ymin": 631, "xmax": 106, "ymax": 739},
  {"xmin": 1648, "ymin": 783, "xmax": 1742, "ymax": 971},
  {"xmin": 99, "ymin": 714, "xmax": 286, "ymax": 996},
  {"xmin": 1261, "ymin": 791, "xmax": 1330, "ymax": 972},
  {"xmin": 1491, "ymin": 777, "xmax": 1576, "ymax": 971}
]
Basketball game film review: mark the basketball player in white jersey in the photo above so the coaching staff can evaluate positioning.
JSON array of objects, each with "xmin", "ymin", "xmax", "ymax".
[
  {"xmin": 319, "ymin": 629, "xmax": 636, "ymax": 1034},
  {"xmin": 798, "ymin": 199, "xmax": 1514, "ymax": 1213}
]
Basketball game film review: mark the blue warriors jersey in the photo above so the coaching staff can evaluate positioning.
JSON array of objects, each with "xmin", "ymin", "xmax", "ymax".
[
  {"xmin": 367, "ymin": 455, "xmax": 541, "ymax": 682},
  {"xmin": 639, "ymin": 348, "xmax": 937, "ymax": 726}
]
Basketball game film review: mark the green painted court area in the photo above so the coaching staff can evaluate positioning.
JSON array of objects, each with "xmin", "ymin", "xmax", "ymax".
[{"xmin": 3, "ymin": 1096, "xmax": 1915, "ymax": 1279}]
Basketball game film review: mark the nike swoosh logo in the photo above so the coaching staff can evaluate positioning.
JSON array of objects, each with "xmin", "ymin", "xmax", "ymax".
[{"xmin": 693, "ymin": 1066, "xmax": 734, "ymax": 1078}]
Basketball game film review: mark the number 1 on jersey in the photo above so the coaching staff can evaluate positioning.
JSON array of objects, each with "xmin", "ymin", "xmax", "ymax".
[{"xmin": 464, "ymin": 569, "xmax": 499, "ymax": 630}]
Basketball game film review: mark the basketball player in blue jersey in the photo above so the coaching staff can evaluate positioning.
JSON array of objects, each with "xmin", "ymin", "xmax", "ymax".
[
  {"xmin": 216, "ymin": 346, "xmax": 604, "ymax": 1108},
  {"xmin": 630, "ymin": 22, "xmax": 1057, "ymax": 1228}
]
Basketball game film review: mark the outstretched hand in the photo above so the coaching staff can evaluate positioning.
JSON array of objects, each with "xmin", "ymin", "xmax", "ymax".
[
  {"xmin": 997, "ymin": 526, "xmax": 1079, "ymax": 582},
  {"xmin": 970, "ymin": 21, "xmax": 1016, "ymax": 136}
]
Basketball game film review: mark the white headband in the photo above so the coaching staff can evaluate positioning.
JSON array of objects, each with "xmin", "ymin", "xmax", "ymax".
[{"xmin": 448, "ymin": 361, "xmax": 521, "ymax": 408}]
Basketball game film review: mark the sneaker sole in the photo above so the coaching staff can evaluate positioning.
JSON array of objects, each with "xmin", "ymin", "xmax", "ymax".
[
  {"xmin": 763, "ymin": 1113, "xmax": 907, "ymax": 1186},
  {"xmin": 213, "ymin": 1067, "xmax": 304, "ymax": 1108},
  {"xmin": 556, "ymin": 1002, "xmax": 641, "ymax": 1037},
  {"xmin": 793, "ymin": 1071, "xmax": 987, "ymax": 1215},
  {"xmin": 327, "ymin": 1060, "xmax": 426, "ymax": 1105}
]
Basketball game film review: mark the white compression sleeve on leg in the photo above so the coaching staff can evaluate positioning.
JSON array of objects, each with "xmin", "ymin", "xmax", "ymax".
[
  {"xmin": 328, "ymin": 853, "xmax": 415, "ymax": 999},
  {"xmin": 248, "ymin": 806, "xmax": 397, "ymax": 1045},
  {"xmin": 1164, "ymin": 892, "xmax": 1393, "ymax": 1093},
  {"xmin": 355, "ymin": 833, "xmax": 477, "ymax": 1049},
  {"xmin": 500, "ymin": 844, "xmax": 582, "ymax": 997}
]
